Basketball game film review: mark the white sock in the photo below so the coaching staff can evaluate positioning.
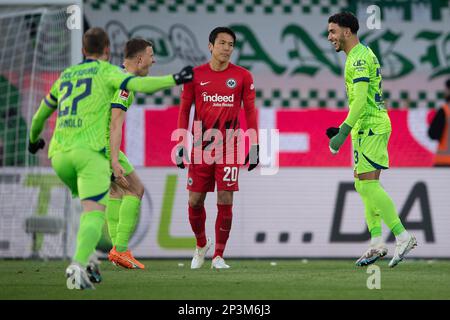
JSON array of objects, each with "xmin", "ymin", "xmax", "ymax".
[
  {"xmin": 396, "ymin": 230, "xmax": 410, "ymax": 242},
  {"xmin": 370, "ymin": 236, "xmax": 383, "ymax": 246}
]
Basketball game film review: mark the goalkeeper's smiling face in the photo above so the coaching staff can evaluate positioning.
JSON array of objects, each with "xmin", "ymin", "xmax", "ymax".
[{"xmin": 327, "ymin": 23, "xmax": 346, "ymax": 52}]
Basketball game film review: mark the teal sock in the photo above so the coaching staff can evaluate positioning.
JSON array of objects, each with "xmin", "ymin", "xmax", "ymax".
[
  {"xmin": 105, "ymin": 198, "xmax": 122, "ymax": 246},
  {"xmin": 73, "ymin": 210, "xmax": 105, "ymax": 267},
  {"xmin": 359, "ymin": 180, "xmax": 405, "ymax": 236},
  {"xmin": 115, "ymin": 195, "xmax": 141, "ymax": 252}
]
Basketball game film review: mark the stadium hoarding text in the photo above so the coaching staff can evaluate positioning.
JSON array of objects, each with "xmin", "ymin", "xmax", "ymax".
[
  {"xmin": 84, "ymin": 1, "xmax": 450, "ymax": 108},
  {"xmin": 1, "ymin": 168, "xmax": 449, "ymax": 258}
]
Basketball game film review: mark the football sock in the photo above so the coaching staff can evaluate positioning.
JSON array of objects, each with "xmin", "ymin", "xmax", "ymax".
[
  {"xmin": 105, "ymin": 197, "xmax": 122, "ymax": 246},
  {"xmin": 355, "ymin": 178, "xmax": 382, "ymax": 238},
  {"xmin": 73, "ymin": 210, "xmax": 105, "ymax": 267},
  {"xmin": 370, "ymin": 236, "xmax": 383, "ymax": 247},
  {"xmin": 214, "ymin": 204, "xmax": 233, "ymax": 259},
  {"xmin": 188, "ymin": 204, "xmax": 207, "ymax": 248},
  {"xmin": 359, "ymin": 180, "xmax": 406, "ymax": 236},
  {"xmin": 115, "ymin": 195, "xmax": 141, "ymax": 253},
  {"xmin": 396, "ymin": 230, "xmax": 410, "ymax": 242}
]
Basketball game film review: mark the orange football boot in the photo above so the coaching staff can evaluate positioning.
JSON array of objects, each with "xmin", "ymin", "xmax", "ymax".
[{"xmin": 108, "ymin": 246, "xmax": 145, "ymax": 269}]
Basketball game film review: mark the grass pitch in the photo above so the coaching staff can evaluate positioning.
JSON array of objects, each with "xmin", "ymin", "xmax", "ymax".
[{"xmin": 0, "ymin": 259, "xmax": 449, "ymax": 300}]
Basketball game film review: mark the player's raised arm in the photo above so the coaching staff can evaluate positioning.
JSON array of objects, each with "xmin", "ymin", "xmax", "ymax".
[
  {"xmin": 106, "ymin": 64, "xmax": 193, "ymax": 94},
  {"xmin": 28, "ymin": 83, "xmax": 59, "ymax": 154},
  {"xmin": 242, "ymin": 71, "xmax": 259, "ymax": 171}
]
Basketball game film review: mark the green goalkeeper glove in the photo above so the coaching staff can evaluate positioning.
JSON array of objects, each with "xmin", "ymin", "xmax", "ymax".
[{"xmin": 329, "ymin": 123, "xmax": 352, "ymax": 154}]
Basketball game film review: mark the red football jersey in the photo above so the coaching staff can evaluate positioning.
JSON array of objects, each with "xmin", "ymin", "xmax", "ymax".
[{"xmin": 178, "ymin": 62, "xmax": 258, "ymax": 153}]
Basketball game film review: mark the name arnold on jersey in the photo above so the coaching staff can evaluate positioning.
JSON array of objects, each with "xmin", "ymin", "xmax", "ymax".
[{"xmin": 58, "ymin": 118, "xmax": 83, "ymax": 129}]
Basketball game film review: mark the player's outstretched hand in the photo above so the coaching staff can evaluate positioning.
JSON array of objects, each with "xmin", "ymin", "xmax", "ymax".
[
  {"xmin": 175, "ymin": 145, "xmax": 188, "ymax": 169},
  {"xmin": 326, "ymin": 127, "xmax": 340, "ymax": 139},
  {"xmin": 245, "ymin": 144, "xmax": 259, "ymax": 171},
  {"xmin": 28, "ymin": 138, "xmax": 45, "ymax": 154},
  {"xmin": 173, "ymin": 66, "xmax": 194, "ymax": 85}
]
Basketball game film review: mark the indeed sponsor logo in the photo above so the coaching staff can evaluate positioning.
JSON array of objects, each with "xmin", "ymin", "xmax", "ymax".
[{"xmin": 202, "ymin": 92, "xmax": 234, "ymax": 103}]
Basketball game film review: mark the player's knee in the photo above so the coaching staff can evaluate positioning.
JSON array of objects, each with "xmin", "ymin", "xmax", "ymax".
[
  {"xmin": 189, "ymin": 198, "xmax": 204, "ymax": 208},
  {"xmin": 110, "ymin": 183, "xmax": 124, "ymax": 199},
  {"xmin": 126, "ymin": 183, "xmax": 144, "ymax": 199},
  {"xmin": 189, "ymin": 200, "xmax": 204, "ymax": 209},
  {"xmin": 217, "ymin": 193, "xmax": 233, "ymax": 205},
  {"xmin": 135, "ymin": 182, "xmax": 145, "ymax": 199}
]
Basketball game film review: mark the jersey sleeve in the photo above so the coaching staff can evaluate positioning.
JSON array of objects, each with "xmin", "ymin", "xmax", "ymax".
[
  {"xmin": 30, "ymin": 99, "xmax": 56, "ymax": 143},
  {"xmin": 177, "ymin": 81, "xmax": 194, "ymax": 145},
  {"xmin": 180, "ymin": 79, "xmax": 195, "ymax": 103},
  {"xmin": 111, "ymin": 88, "xmax": 133, "ymax": 112},
  {"xmin": 178, "ymin": 81, "xmax": 195, "ymax": 130},
  {"xmin": 43, "ymin": 79, "xmax": 60, "ymax": 110},
  {"xmin": 102, "ymin": 63, "xmax": 136, "ymax": 90},
  {"xmin": 242, "ymin": 70, "xmax": 258, "ymax": 144},
  {"xmin": 343, "ymin": 54, "xmax": 370, "ymax": 127}
]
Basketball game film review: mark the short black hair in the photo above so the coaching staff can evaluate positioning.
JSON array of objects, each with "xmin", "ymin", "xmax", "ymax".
[
  {"xmin": 83, "ymin": 27, "xmax": 110, "ymax": 55},
  {"xmin": 328, "ymin": 12, "xmax": 359, "ymax": 34},
  {"xmin": 446, "ymin": 78, "xmax": 450, "ymax": 89},
  {"xmin": 209, "ymin": 27, "xmax": 236, "ymax": 45},
  {"xmin": 124, "ymin": 38, "xmax": 153, "ymax": 59}
]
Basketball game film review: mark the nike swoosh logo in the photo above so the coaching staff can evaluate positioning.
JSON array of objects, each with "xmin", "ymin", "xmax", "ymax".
[
  {"xmin": 115, "ymin": 254, "xmax": 140, "ymax": 269},
  {"xmin": 200, "ymin": 81, "xmax": 210, "ymax": 86},
  {"xmin": 226, "ymin": 183, "xmax": 236, "ymax": 187}
]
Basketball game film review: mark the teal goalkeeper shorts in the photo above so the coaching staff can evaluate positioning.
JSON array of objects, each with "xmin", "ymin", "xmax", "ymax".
[
  {"xmin": 51, "ymin": 148, "xmax": 111, "ymax": 206},
  {"xmin": 118, "ymin": 151, "xmax": 134, "ymax": 176},
  {"xmin": 352, "ymin": 130, "xmax": 390, "ymax": 175}
]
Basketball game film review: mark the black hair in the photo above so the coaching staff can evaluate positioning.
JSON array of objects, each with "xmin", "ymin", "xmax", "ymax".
[
  {"xmin": 208, "ymin": 27, "xmax": 236, "ymax": 45},
  {"xmin": 445, "ymin": 78, "xmax": 450, "ymax": 89},
  {"xmin": 328, "ymin": 12, "xmax": 359, "ymax": 34}
]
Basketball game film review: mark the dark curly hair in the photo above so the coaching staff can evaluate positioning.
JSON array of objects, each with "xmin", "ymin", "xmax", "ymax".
[{"xmin": 328, "ymin": 12, "xmax": 359, "ymax": 34}]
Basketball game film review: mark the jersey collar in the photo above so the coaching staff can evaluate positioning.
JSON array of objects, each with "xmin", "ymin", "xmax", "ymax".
[{"xmin": 79, "ymin": 58, "xmax": 98, "ymax": 64}]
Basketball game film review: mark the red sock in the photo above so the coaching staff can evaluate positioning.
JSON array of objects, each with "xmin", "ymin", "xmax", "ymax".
[
  {"xmin": 214, "ymin": 204, "xmax": 233, "ymax": 258},
  {"xmin": 188, "ymin": 205, "xmax": 206, "ymax": 248}
]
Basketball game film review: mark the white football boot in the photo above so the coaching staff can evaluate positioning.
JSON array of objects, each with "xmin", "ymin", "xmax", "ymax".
[
  {"xmin": 65, "ymin": 262, "xmax": 95, "ymax": 290},
  {"xmin": 389, "ymin": 234, "xmax": 417, "ymax": 268},
  {"xmin": 211, "ymin": 256, "xmax": 230, "ymax": 269},
  {"xmin": 355, "ymin": 244, "xmax": 388, "ymax": 267},
  {"xmin": 191, "ymin": 237, "xmax": 212, "ymax": 269}
]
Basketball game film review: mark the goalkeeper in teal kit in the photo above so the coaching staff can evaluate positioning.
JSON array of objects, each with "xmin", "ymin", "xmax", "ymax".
[
  {"xmin": 326, "ymin": 12, "xmax": 417, "ymax": 267},
  {"xmin": 28, "ymin": 28, "xmax": 193, "ymax": 289}
]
